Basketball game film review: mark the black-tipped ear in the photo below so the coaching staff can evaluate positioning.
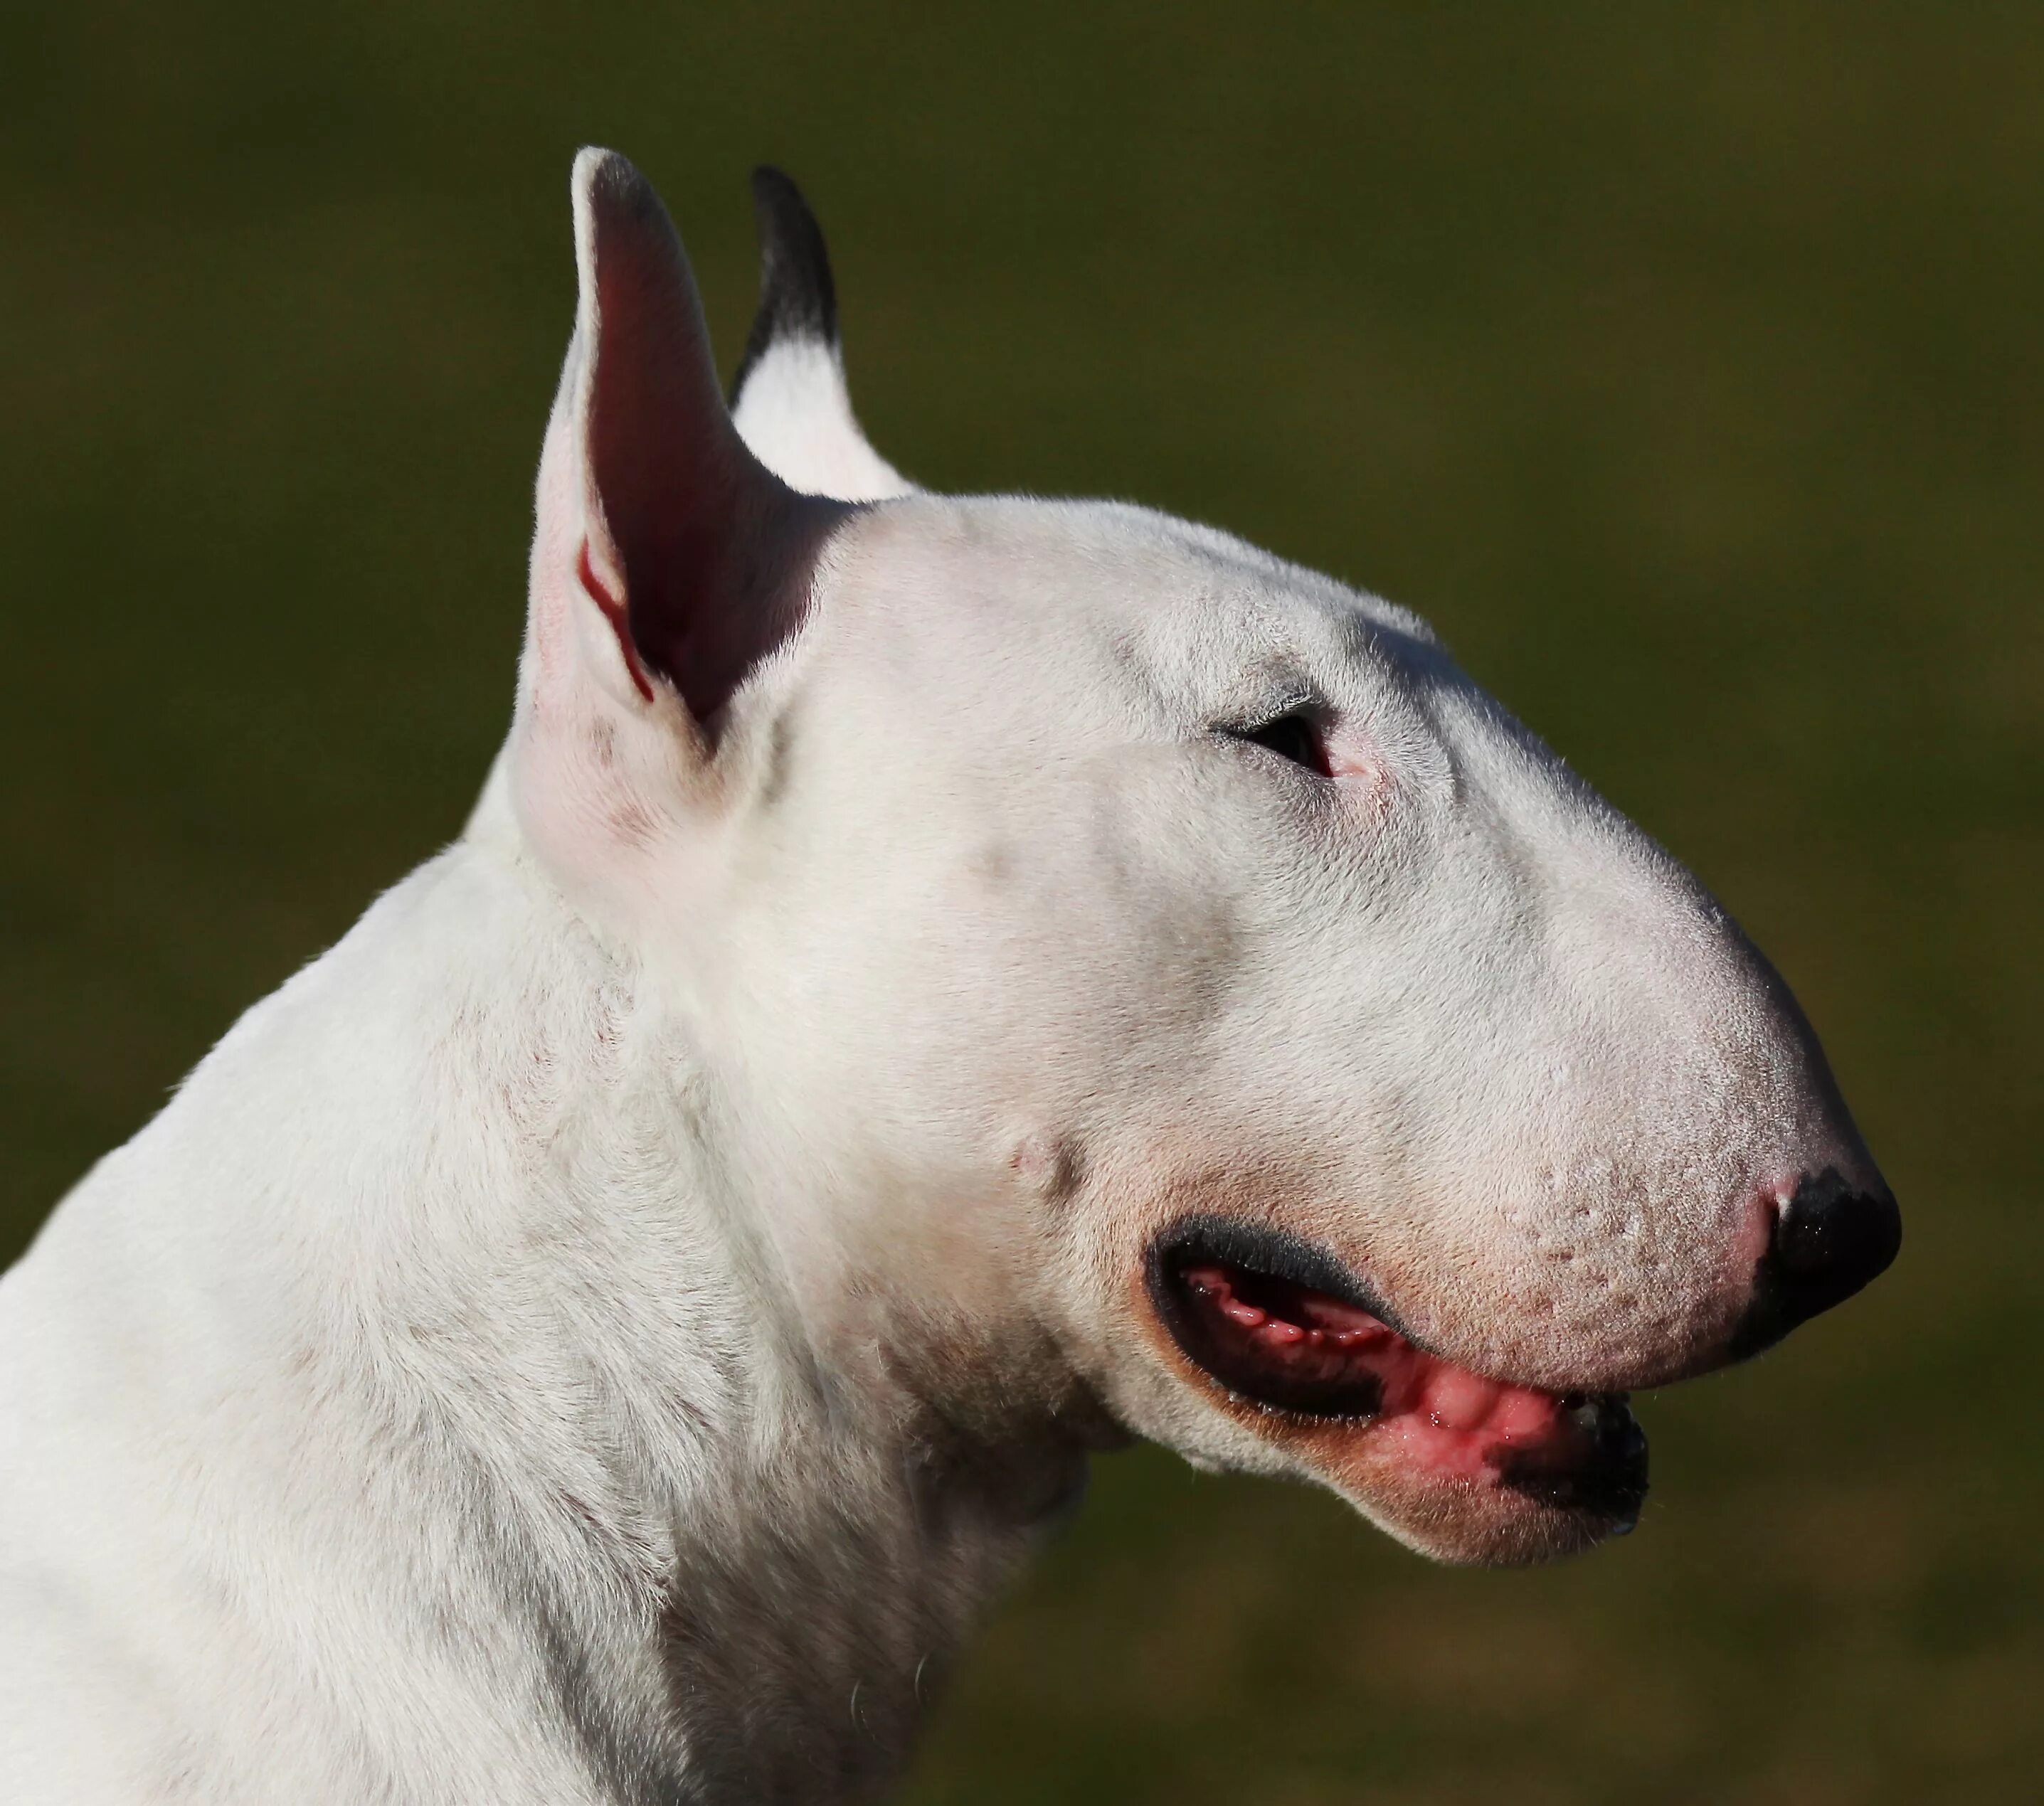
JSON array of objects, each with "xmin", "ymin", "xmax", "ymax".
[
  {"xmin": 729, "ymin": 166, "xmax": 839, "ymax": 405},
  {"xmin": 570, "ymin": 150, "xmax": 850, "ymax": 728},
  {"xmin": 724, "ymin": 166, "xmax": 914, "ymax": 501}
]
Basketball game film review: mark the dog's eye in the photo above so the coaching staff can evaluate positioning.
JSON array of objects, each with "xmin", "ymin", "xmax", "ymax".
[{"xmin": 1224, "ymin": 711, "xmax": 1330, "ymax": 777}]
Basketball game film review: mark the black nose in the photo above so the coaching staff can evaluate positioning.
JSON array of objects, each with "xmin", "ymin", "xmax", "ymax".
[{"xmin": 1729, "ymin": 1169, "xmax": 1901, "ymax": 1360}]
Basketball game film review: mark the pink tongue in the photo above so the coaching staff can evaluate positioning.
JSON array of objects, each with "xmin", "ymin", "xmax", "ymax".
[{"xmin": 1182, "ymin": 1262, "xmax": 1567, "ymax": 1466}]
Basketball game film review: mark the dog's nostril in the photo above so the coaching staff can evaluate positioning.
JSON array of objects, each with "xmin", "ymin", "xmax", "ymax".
[{"xmin": 1729, "ymin": 1171, "xmax": 1901, "ymax": 1360}]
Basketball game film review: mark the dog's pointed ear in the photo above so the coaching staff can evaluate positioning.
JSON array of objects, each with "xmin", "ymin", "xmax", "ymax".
[
  {"xmin": 727, "ymin": 166, "xmax": 915, "ymax": 502},
  {"xmin": 535, "ymin": 149, "xmax": 852, "ymax": 728},
  {"xmin": 514, "ymin": 152, "xmax": 854, "ymax": 901}
]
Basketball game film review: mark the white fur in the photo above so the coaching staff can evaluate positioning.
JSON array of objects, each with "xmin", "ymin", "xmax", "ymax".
[
  {"xmin": 730, "ymin": 336, "xmax": 914, "ymax": 502},
  {"xmin": 0, "ymin": 150, "xmax": 1880, "ymax": 1803}
]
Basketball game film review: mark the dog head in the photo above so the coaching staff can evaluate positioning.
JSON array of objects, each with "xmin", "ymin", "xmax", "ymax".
[{"xmin": 503, "ymin": 152, "xmax": 1897, "ymax": 1566}]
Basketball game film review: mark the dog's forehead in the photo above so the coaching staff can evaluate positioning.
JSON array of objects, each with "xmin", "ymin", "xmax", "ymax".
[{"xmin": 820, "ymin": 493, "xmax": 1448, "ymax": 716}]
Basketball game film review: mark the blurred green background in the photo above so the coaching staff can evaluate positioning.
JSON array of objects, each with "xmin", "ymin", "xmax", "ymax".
[{"xmin": 4, "ymin": 5, "xmax": 2039, "ymax": 1801}]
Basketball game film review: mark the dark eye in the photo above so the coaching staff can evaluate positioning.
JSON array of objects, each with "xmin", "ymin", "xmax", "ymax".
[{"xmin": 1225, "ymin": 711, "xmax": 1330, "ymax": 777}]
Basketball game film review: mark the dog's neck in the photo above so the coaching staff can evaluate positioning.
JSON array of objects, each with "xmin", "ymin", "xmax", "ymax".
[{"xmin": 23, "ymin": 781, "xmax": 1094, "ymax": 1803}]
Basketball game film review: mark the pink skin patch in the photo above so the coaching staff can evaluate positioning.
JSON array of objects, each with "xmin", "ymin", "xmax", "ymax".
[
  {"xmin": 578, "ymin": 538, "xmax": 655, "ymax": 703},
  {"xmin": 1177, "ymin": 1260, "xmax": 1573, "ymax": 1481}
]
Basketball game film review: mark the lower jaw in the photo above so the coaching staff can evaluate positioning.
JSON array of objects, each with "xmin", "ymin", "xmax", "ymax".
[{"xmin": 1282, "ymin": 1395, "xmax": 1651, "ymax": 1567}]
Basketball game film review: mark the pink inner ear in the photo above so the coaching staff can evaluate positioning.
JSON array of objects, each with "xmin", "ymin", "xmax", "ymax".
[
  {"xmin": 577, "ymin": 539, "xmax": 654, "ymax": 703},
  {"xmin": 570, "ymin": 152, "xmax": 854, "ymax": 735}
]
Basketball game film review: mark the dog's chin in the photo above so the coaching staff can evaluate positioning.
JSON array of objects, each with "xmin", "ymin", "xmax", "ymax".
[
  {"xmin": 1143, "ymin": 1221, "xmax": 1650, "ymax": 1567},
  {"xmin": 1308, "ymin": 1411, "xmax": 1646, "ymax": 1568}
]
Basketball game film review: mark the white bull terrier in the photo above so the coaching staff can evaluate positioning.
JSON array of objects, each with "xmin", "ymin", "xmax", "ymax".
[{"xmin": 0, "ymin": 152, "xmax": 1899, "ymax": 1804}]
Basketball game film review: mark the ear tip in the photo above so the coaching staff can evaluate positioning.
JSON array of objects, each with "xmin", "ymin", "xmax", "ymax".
[
  {"xmin": 572, "ymin": 146, "xmax": 630, "ymax": 197},
  {"xmin": 749, "ymin": 164, "xmax": 801, "ymax": 207},
  {"xmin": 748, "ymin": 167, "xmax": 825, "ymax": 266},
  {"xmin": 571, "ymin": 147, "xmax": 669, "ymax": 233},
  {"xmin": 743, "ymin": 164, "xmax": 837, "ymax": 342}
]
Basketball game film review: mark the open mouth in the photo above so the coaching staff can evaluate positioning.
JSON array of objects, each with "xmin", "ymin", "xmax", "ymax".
[{"xmin": 1147, "ymin": 1218, "xmax": 1648, "ymax": 1525}]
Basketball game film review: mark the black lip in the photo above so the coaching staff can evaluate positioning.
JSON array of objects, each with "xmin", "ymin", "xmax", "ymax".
[
  {"xmin": 1145, "ymin": 1216, "xmax": 1409, "ymax": 1420},
  {"xmin": 1148, "ymin": 1217, "xmax": 1413, "ymax": 1331},
  {"xmin": 1496, "ymin": 1396, "xmax": 1650, "ymax": 1528}
]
